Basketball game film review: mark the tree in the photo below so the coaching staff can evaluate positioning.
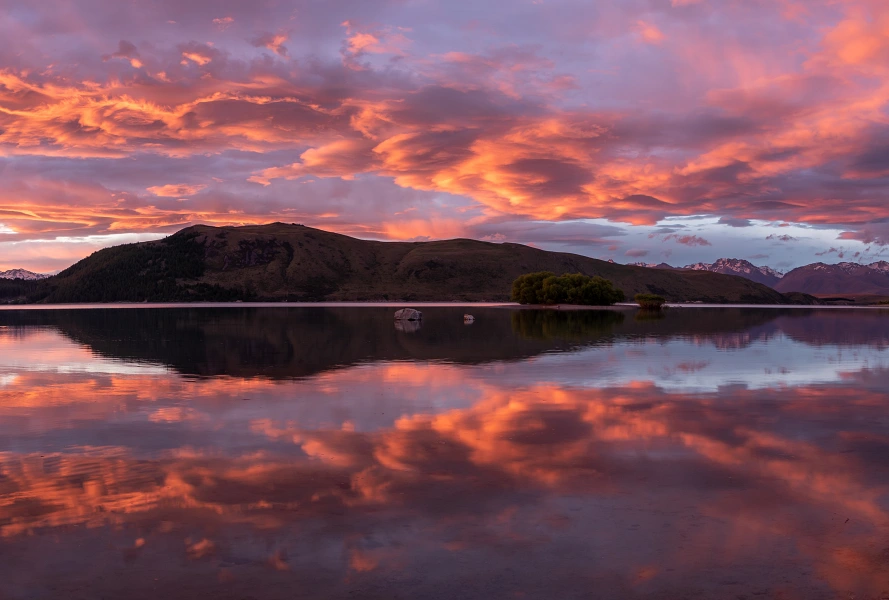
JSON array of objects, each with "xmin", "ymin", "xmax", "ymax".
[
  {"xmin": 511, "ymin": 271, "xmax": 555, "ymax": 304},
  {"xmin": 634, "ymin": 293, "xmax": 666, "ymax": 310},
  {"xmin": 511, "ymin": 272, "xmax": 625, "ymax": 306}
]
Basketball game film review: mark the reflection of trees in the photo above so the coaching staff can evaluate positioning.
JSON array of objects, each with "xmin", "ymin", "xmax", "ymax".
[
  {"xmin": 510, "ymin": 309, "xmax": 624, "ymax": 341},
  {"xmin": 634, "ymin": 309, "xmax": 665, "ymax": 321}
]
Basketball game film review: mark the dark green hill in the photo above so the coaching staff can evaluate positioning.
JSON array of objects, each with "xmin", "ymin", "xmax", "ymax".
[{"xmin": 8, "ymin": 223, "xmax": 815, "ymax": 304}]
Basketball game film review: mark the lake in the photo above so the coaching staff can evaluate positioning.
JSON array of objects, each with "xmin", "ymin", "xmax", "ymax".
[{"xmin": 1, "ymin": 306, "xmax": 888, "ymax": 599}]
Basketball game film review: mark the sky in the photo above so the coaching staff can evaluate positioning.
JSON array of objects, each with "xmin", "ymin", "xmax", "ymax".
[{"xmin": 1, "ymin": 0, "xmax": 889, "ymax": 273}]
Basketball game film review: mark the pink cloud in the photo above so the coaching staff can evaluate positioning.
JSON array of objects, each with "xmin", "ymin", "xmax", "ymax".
[
  {"xmin": 664, "ymin": 234, "xmax": 712, "ymax": 247},
  {"xmin": 212, "ymin": 16, "xmax": 234, "ymax": 30},
  {"xmin": 636, "ymin": 21, "xmax": 665, "ymax": 44}
]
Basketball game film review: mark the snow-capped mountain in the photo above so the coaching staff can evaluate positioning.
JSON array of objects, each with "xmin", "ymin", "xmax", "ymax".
[
  {"xmin": 629, "ymin": 262, "xmax": 675, "ymax": 269},
  {"xmin": 629, "ymin": 257, "xmax": 889, "ymax": 294},
  {"xmin": 631, "ymin": 258, "xmax": 784, "ymax": 287},
  {"xmin": 775, "ymin": 262, "xmax": 889, "ymax": 295},
  {"xmin": 865, "ymin": 261, "xmax": 889, "ymax": 273},
  {"xmin": 681, "ymin": 258, "xmax": 784, "ymax": 287},
  {"xmin": 0, "ymin": 269, "xmax": 48, "ymax": 281}
]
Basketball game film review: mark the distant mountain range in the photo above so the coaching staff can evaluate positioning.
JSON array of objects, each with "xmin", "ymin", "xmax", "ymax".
[
  {"xmin": 630, "ymin": 258, "xmax": 783, "ymax": 286},
  {"xmin": 685, "ymin": 259, "xmax": 784, "ymax": 287},
  {"xmin": 630, "ymin": 258, "xmax": 889, "ymax": 295},
  {"xmin": 775, "ymin": 262, "xmax": 889, "ymax": 295},
  {"xmin": 0, "ymin": 269, "xmax": 48, "ymax": 281},
  {"xmin": 0, "ymin": 223, "xmax": 810, "ymax": 304}
]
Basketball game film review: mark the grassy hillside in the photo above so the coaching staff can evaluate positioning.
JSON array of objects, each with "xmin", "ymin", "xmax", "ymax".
[{"xmin": 7, "ymin": 223, "xmax": 814, "ymax": 304}]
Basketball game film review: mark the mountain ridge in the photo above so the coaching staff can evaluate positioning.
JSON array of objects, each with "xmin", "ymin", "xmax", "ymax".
[
  {"xmin": 682, "ymin": 258, "xmax": 784, "ymax": 287},
  {"xmin": 628, "ymin": 256, "xmax": 889, "ymax": 295},
  {"xmin": 629, "ymin": 258, "xmax": 783, "ymax": 287},
  {"xmin": 775, "ymin": 262, "xmax": 889, "ymax": 295}
]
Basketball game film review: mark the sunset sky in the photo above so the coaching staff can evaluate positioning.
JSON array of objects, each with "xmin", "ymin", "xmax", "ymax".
[{"xmin": 1, "ymin": 0, "xmax": 889, "ymax": 273}]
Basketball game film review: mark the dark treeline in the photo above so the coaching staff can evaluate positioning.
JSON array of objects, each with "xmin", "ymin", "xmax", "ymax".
[
  {"xmin": 1, "ymin": 232, "xmax": 252, "ymax": 304},
  {"xmin": 0, "ymin": 278, "xmax": 41, "ymax": 302}
]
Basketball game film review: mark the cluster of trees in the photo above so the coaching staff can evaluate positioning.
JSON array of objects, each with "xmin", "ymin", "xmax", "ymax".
[
  {"xmin": 511, "ymin": 272, "xmax": 626, "ymax": 306},
  {"xmin": 634, "ymin": 293, "xmax": 666, "ymax": 310}
]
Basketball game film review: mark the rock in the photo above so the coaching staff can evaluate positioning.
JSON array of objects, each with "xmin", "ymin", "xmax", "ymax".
[
  {"xmin": 394, "ymin": 308, "xmax": 423, "ymax": 321},
  {"xmin": 463, "ymin": 314, "xmax": 475, "ymax": 324}
]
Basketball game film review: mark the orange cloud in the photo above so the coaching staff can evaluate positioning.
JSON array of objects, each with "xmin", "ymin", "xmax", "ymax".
[
  {"xmin": 822, "ymin": 11, "xmax": 889, "ymax": 70},
  {"xmin": 636, "ymin": 21, "xmax": 665, "ymax": 44},
  {"xmin": 182, "ymin": 52, "xmax": 212, "ymax": 66},
  {"xmin": 147, "ymin": 184, "xmax": 207, "ymax": 197},
  {"xmin": 251, "ymin": 32, "xmax": 289, "ymax": 56},
  {"xmin": 342, "ymin": 21, "xmax": 410, "ymax": 56}
]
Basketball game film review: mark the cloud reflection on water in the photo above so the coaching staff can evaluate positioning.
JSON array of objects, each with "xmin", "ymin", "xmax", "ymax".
[{"xmin": 0, "ymin": 308, "xmax": 888, "ymax": 598}]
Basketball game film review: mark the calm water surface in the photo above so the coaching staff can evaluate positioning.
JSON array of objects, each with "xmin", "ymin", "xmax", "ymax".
[{"xmin": 1, "ymin": 307, "xmax": 888, "ymax": 599}]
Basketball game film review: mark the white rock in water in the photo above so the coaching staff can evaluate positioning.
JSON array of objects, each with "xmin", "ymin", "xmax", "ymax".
[{"xmin": 394, "ymin": 308, "xmax": 423, "ymax": 321}]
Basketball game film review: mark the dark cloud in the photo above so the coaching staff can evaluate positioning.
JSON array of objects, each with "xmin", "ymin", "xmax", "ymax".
[
  {"xmin": 718, "ymin": 216, "xmax": 752, "ymax": 228},
  {"xmin": 840, "ymin": 225, "xmax": 889, "ymax": 246},
  {"xmin": 102, "ymin": 40, "xmax": 140, "ymax": 62}
]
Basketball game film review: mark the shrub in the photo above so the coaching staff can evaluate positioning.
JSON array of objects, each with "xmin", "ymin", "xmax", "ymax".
[
  {"xmin": 511, "ymin": 272, "xmax": 625, "ymax": 306},
  {"xmin": 634, "ymin": 293, "xmax": 666, "ymax": 310},
  {"xmin": 511, "ymin": 271, "xmax": 554, "ymax": 305}
]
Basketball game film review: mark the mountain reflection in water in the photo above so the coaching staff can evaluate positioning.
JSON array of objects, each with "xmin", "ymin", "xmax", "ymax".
[{"xmin": 0, "ymin": 307, "xmax": 888, "ymax": 599}]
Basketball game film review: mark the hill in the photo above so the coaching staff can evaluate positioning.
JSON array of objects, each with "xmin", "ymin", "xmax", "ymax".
[
  {"xmin": 775, "ymin": 262, "xmax": 889, "ymax": 295},
  {"xmin": 7, "ymin": 223, "xmax": 815, "ymax": 304}
]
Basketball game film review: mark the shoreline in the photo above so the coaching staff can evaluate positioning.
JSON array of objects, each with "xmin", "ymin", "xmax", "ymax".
[{"xmin": 0, "ymin": 301, "xmax": 887, "ymax": 311}]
